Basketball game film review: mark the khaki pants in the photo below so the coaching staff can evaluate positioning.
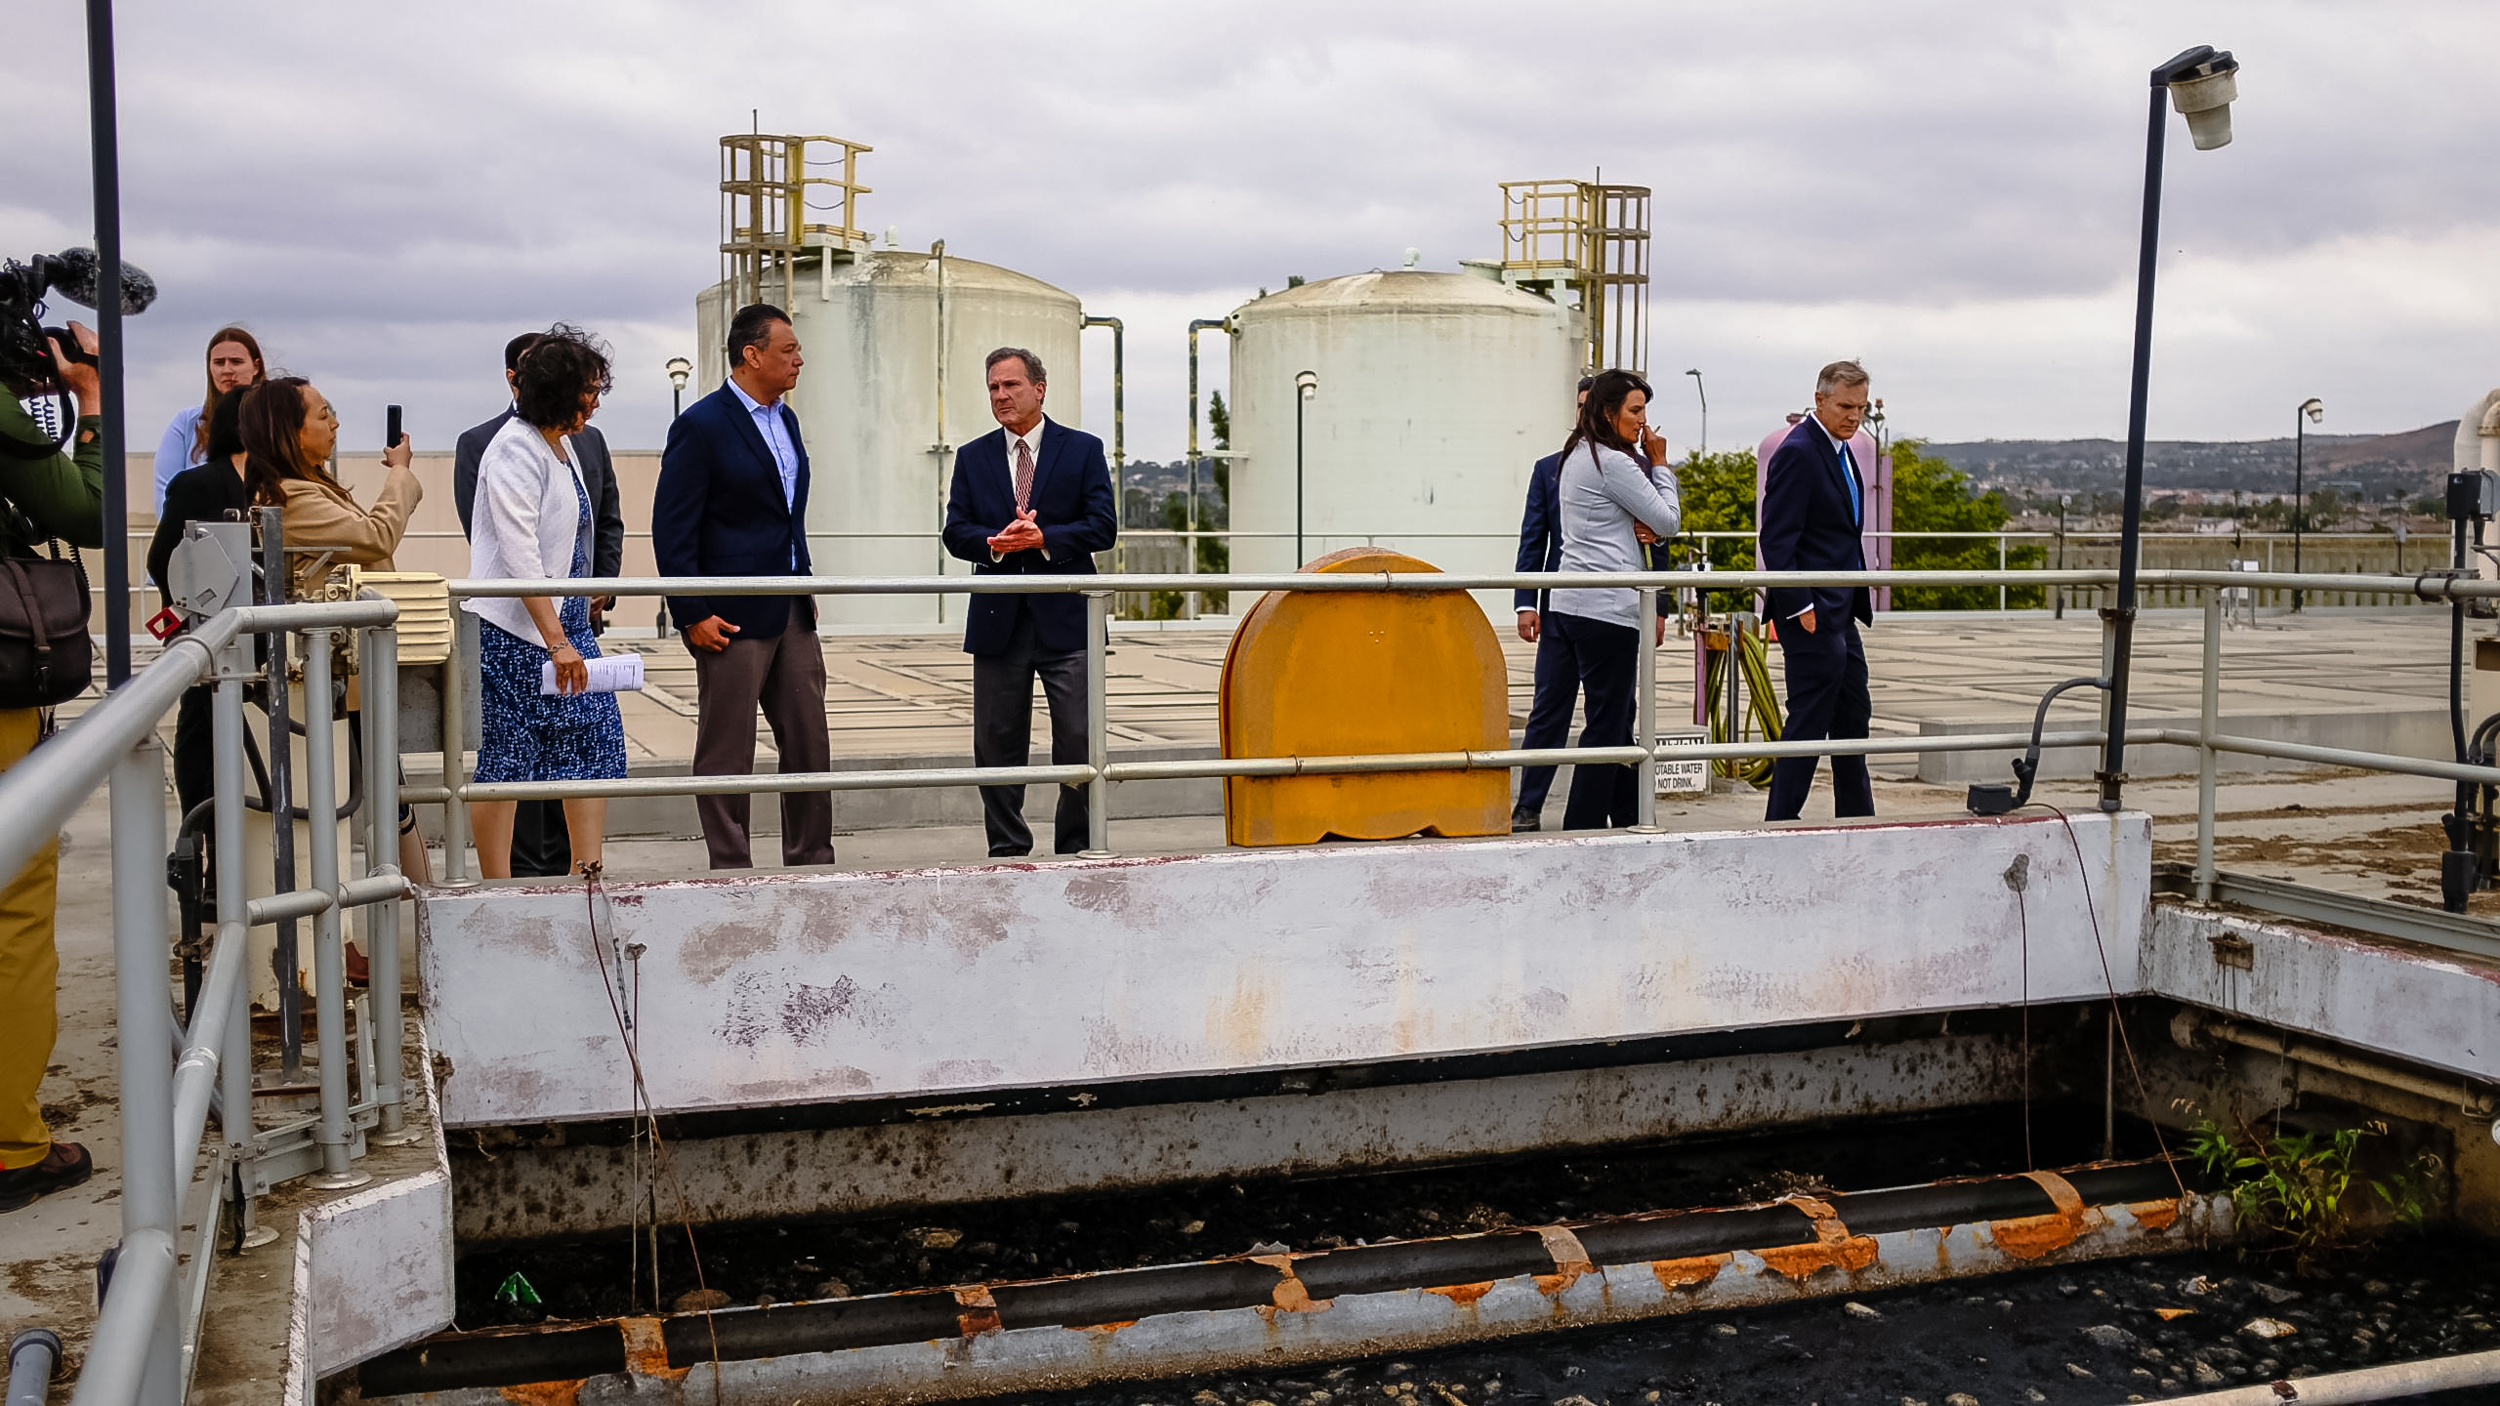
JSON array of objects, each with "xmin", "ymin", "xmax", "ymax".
[{"xmin": 0, "ymin": 707, "xmax": 59, "ymax": 1170}]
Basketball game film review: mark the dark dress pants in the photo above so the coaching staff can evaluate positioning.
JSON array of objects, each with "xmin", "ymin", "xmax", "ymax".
[
  {"xmin": 172, "ymin": 684, "xmax": 214, "ymax": 826},
  {"xmin": 1766, "ymin": 614, "xmax": 1875, "ymax": 821},
  {"xmin": 508, "ymin": 800, "xmax": 572, "ymax": 877},
  {"xmin": 972, "ymin": 617, "xmax": 1089, "ymax": 857},
  {"xmin": 691, "ymin": 600, "xmax": 836, "ymax": 869},
  {"xmin": 1551, "ymin": 612, "xmax": 1642, "ymax": 831},
  {"xmin": 1515, "ymin": 622, "xmax": 1580, "ymax": 820}
]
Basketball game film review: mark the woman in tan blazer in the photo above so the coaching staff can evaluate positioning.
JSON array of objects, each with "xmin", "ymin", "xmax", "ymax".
[
  {"xmin": 238, "ymin": 376, "xmax": 421, "ymax": 598},
  {"xmin": 237, "ymin": 376, "xmax": 432, "ymax": 963}
]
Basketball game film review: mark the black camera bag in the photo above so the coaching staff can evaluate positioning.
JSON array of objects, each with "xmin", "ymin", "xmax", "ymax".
[{"xmin": 0, "ymin": 540, "xmax": 93, "ymax": 709}]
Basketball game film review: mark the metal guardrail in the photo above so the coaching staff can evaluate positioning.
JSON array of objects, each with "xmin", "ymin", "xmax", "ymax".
[
  {"xmin": 0, "ymin": 596, "xmax": 412, "ymax": 1406},
  {"xmin": 26, "ymin": 560, "xmax": 2500, "ymax": 1404}
]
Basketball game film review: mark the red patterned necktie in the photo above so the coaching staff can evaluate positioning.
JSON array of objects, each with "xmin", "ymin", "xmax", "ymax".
[{"xmin": 1013, "ymin": 437, "xmax": 1035, "ymax": 514}]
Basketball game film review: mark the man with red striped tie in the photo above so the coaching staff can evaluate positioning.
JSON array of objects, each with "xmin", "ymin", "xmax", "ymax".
[{"xmin": 942, "ymin": 348, "xmax": 1120, "ymax": 857}]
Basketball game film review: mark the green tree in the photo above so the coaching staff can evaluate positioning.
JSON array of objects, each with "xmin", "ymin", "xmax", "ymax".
[
  {"xmin": 1666, "ymin": 449, "xmax": 1760, "ymax": 612},
  {"xmin": 1887, "ymin": 439, "xmax": 2043, "ymax": 609}
]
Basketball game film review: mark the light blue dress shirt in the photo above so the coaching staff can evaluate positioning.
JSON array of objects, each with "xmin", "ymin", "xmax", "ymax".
[{"xmin": 728, "ymin": 379, "xmax": 799, "ymax": 567}]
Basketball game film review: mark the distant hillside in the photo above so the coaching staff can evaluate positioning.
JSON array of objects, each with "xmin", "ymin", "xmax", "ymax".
[{"xmin": 1921, "ymin": 421, "xmax": 2458, "ymax": 501}]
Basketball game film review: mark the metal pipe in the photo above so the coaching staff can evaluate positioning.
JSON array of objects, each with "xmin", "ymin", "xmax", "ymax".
[
  {"xmin": 63, "ymin": 1227, "xmax": 174, "ymax": 1406},
  {"xmin": 1083, "ymin": 591, "xmax": 1111, "ymax": 856},
  {"xmin": 260, "ymin": 519, "xmax": 303, "ymax": 1080},
  {"xmin": 363, "ymin": 624, "xmax": 408, "ymax": 1138},
  {"xmin": 1080, "ymin": 315, "xmax": 1123, "ymax": 471},
  {"xmin": 242, "ymin": 890, "xmax": 332, "ymax": 926},
  {"xmin": 7, "ymin": 1329, "xmax": 61, "ymax": 1406},
  {"xmin": 439, "ymin": 629, "xmax": 473, "ymax": 886},
  {"xmin": 1633, "ymin": 586, "xmax": 1659, "ymax": 830},
  {"xmin": 466, "ymin": 763, "xmax": 1099, "ymax": 803},
  {"xmin": 2159, "ymin": 1349, "xmax": 2500, "ymax": 1406},
  {"xmin": 2179, "ymin": 1012, "xmax": 2499, "ymax": 1118},
  {"xmin": 2195, "ymin": 589, "xmax": 2221, "ymax": 901},
  {"xmin": 210, "ymin": 681, "xmax": 252, "ymax": 1157},
  {"xmin": 1186, "ymin": 316, "xmax": 1227, "ymax": 614},
  {"xmin": 300, "ymin": 632, "xmax": 367, "ymax": 1189},
  {"xmin": 442, "ymin": 567, "xmax": 2500, "ymax": 600},
  {"xmin": 2171, "ymin": 729, "xmax": 2500, "ymax": 788},
  {"xmin": 107, "ymin": 735, "xmax": 180, "ymax": 1404},
  {"xmin": 2099, "ymin": 79, "xmax": 2172, "ymax": 816},
  {"xmin": 363, "ymin": 1161, "xmax": 2203, "ymax": 1399},
  {"xmin": 167, "ymin": 918, "xmax": 248, "ymax": 1189}
]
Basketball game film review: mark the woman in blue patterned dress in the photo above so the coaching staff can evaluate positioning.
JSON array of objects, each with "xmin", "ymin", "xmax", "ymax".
[{"xmin": 462, "ymin": 326, "xmax": 628, "ymax": 879}]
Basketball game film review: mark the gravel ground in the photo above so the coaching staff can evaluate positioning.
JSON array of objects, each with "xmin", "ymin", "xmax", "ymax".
[{"xmin": 1005, "ymin": 1239, "xmax": 2500, "ymax": 1406}]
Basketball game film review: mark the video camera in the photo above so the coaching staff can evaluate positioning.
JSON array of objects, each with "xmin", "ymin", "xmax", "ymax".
[{"xmin": 0, "ymin": 246, "xmax": 156, "ymax": 400}]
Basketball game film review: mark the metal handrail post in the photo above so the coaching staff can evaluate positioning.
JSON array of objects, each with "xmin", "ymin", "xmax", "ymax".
[
  {"xmin": 1998, "ymin": 535, "xmax": 2009, "ymax": 614},
  {"xmin": 209, "ymin": 679, "xmax": 266, "ymax": 1247},
  {"xmin": 1082, "ymin": 590, "xmax": 1112, "ymax": 857},
  {"xmin": 108, "ymin": 733, "xmax": 182, "ymax": 1404},
  {"xmin": 365, "ymin": 626, "xmax": 410, "ymax": 1140},
  {"xmin": 1632, "ymin": 586, "xmax": 1660, "ymax": 831},
  {"xmin": 299, "ymin": 632, "xmax": 368, "ymax": 1190},
  {"xmin": 439, "ymin": 625, "xmax": 472, "ymax": 886},
  {"xmin": 2196, "ymin": 587, "xmax": 2222, "ymax": 902}
]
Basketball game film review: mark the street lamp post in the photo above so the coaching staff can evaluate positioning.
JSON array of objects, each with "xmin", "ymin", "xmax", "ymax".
[
  {"xmin": 2292, "ymin": 396, "xmax": 2323, "ymax": 611},
  {"xmin": 1684, "ymin": 368, "xmax": 1707, "ymax": 455},
  {"xmin": 1295, "ymin": 370, "xmax": 1318, "ymax": 567},
  {"xmin": 2097, "ymin": 44, "xmax": 2241, "ymax": 816},
  {"xmin": 2055, "ymin": 494, "xmax": 2070, "ymax": 620},
  {"xmin": 665, "ymin": 356, "xmax": 693, "ymax": 418}
]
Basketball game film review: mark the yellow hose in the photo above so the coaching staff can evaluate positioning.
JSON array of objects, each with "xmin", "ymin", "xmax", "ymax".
[{"xmin": 1702, "ymin": 627, "xmax": 1785, "ymax": 787}]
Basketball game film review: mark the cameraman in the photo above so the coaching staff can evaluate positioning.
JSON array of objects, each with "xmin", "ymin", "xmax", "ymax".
[{"xmin": 0, "ymin": 321, "xmax": 106, "ymax": 1213}]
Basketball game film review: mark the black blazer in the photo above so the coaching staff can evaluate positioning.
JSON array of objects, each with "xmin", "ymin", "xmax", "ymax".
[
  {"xmin": 1511, "ymin": 450, "xmax": 1564, "ymax": 612},
  {"xmin": 941, "ymin": 419, "xmax": 1117, "ymax": 656},
  {"xmin": 652, "ymin": 383, "xmax": 814, "ymax": 640},
  {"xmin": 1757, "ymin": 418, "xmax": 1873, "ymax": 626},
  {"xmin": 453, "ymin": 410, "xmax": 625, "ymax": 578}
]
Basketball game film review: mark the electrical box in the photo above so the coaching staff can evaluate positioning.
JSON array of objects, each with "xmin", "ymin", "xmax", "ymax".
[{"xmin": 2448, "ymin": 470, "xmax": 2500, "ymax": 523}]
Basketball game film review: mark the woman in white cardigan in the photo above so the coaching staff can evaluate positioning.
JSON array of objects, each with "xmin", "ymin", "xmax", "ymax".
[{"xmin": 463, "ymin": 327, "xmax": 627, "ymax": 879}]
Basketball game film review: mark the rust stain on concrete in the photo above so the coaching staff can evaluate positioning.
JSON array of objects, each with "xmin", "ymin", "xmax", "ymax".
[
  {"xmin": 1424, "ymin": 1281, "xmax": 1496, "ymax": 1305},
  {"xmin": 2129, "ymin": 1197, "xmax": 2182, "ymax": 1231},
  {"xmin": 1071, "ymin": 1319, "xmax": 1138, "ymax": 1333},
  {"xmin": 954, "ymin": 1284, "xmax": 1003, "ymax": 1337},
  {"xmin": 1989, "ymin": 1170, "xmax": 2099, "ymax": 1262},
  {"xmin": 495, "ymin": 1382, "xmax": 584, "ymax": 1406},
  {"xmin": 1249, "ymin": 1252, "xmax": 1333, "ymax": 1314},
  {"xmin": 618, "ymin": 1317, "xmax": 689, "ymax": 1382},
  {"xmin": 1754, "ymin": 1196, "xmax": 1879, "ymax": 1280},
  {"xmin": 1648, "ymin": 1254, "xmax": 1731, "ymax": 1291}
]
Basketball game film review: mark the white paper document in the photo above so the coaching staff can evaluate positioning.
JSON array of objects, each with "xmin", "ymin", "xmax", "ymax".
[{"xmin": 539, "ymin": 652, "xmax": 645, "ymax": 696}]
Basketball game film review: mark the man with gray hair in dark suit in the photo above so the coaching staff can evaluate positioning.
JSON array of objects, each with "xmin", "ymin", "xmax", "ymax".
[{"xmin": 942, "ymin": 348, "xmax": 1119, "ymax": 857}]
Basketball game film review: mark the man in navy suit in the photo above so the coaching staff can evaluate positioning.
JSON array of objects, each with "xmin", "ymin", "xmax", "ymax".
[
  {"xmin": 1509, "ymin": 376, "xmax": 1592, "ymax": 832},
  {"xmin": 943, "ymin": 348, "xmax": 1118, "ymax": 857},
  {"xmin": 1759, "ymin": 360, "xmax": 1877, "ymax": 822},
  {"xmin": 653, "ymin": 303, "xmax": 835, "ymax": 869}
]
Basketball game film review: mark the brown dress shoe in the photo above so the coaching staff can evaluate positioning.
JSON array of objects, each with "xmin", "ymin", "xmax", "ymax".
[{"xmin": 0, "ymin": 1142, "xmax": 94, "ymax": 1213}]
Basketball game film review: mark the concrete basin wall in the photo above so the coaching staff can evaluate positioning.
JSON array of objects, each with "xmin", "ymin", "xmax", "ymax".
[{"xmin": 417, "ymin": 812, "xmax": 2151, "ymax": 1129}]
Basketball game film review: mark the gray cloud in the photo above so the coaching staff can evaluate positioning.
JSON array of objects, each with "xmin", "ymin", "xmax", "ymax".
[{"xmin": 5, "ymin": 0, "xmax": 2494, "ymax": 463}]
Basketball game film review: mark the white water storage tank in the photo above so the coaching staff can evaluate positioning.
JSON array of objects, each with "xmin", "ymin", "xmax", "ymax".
[
  {"xmin": 1226, "ymin": 270, "xmax": 1582, "ymax": 614},
  {"xmin": 695, "ymin": 249, "xmax": 1084, "ymax": 629}
]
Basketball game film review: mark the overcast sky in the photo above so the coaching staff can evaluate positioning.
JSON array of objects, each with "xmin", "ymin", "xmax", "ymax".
[{"xmin": 8, "ymin": 1, "xmax": 2496, "ymax": 464}]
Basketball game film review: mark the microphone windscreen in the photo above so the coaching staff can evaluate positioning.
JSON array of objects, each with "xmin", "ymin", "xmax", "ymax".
[{"xmin": 49, "ymin": 247, "xmax": 158, "ymax": 316}]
